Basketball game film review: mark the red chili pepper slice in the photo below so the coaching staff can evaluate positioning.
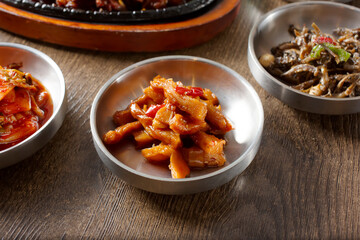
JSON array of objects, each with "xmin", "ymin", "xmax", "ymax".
[
  {"xmin": 314, "ymin": 36, "xmax": 336, "ymax": 45},
  {"xmin": 174, "ymin": 86, "xmax": 188, "ymax": 95},
  {"xmin": 175, "ymin": 86, "xmax": 203, "ymax": 97},
  {"xmin": 145, "ymin": 104, "xmax": 165, "ymax": 118}
]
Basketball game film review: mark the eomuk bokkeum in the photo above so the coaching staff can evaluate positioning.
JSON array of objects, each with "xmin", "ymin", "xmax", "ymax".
[
  {"xmin": 103, "ymin": 76, "xmax": 233, "ymax": 179},
  {"xmin": 0, "ymin": 63, "xmax": 53, "ymax": 151}
]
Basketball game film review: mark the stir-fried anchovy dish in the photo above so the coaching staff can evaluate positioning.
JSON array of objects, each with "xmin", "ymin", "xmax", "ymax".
[{"xmin": 259, "ymin": 23, "xmax": 360, "ymax": 98}]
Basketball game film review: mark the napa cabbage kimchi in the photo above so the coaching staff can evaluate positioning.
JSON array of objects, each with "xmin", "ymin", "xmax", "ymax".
[{"xmin": 0, "ymin": 64, "xmax": 53, "ymax": 151}]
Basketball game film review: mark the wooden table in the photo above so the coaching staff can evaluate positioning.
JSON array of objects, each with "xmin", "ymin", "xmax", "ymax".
[{"xmin": 1, "ymin": 0, "xmax": 360, "ymax": 238}]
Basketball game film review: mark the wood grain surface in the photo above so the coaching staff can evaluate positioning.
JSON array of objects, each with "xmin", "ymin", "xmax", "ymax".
[{"xmin": 1, "ymin": 0, "xmax": 360, "ymax": 239}]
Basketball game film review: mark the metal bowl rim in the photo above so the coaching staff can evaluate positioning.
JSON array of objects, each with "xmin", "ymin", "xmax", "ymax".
[
  {"xmin": 90, "ymin": 55, "xmax": 264, "ymax": 183},
  {"xmin": 0, "ymin": 42, "xmax": 66, "ymax": 154},
  {"xmin": 248, "ymin": 1, "xmax": 360, "ymax": 103}
]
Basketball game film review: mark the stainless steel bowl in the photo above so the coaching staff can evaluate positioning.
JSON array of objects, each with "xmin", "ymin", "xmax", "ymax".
[
  {"xmin": 0, "ymin": 43, "xmax": 67, "ymax": 168},
  {"xmin": 248, "ymin": 1, "xmax": 360, "ymax": 115},
  {"xmin": 90, "ymin": 56, "xmax": 264, "ymax": 195}
]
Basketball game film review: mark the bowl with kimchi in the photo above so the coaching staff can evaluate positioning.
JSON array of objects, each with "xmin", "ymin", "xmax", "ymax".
[
  {"xmin": 90, "ymin": 56, "xmax": 263, "ymax": 194},
  {"xmin": 248, "ymin": 1, "xmax": 360, "ymax": 114},
  {"xmin": 0, "ymin": 43, "xmax": 66, "ymax": 168}
]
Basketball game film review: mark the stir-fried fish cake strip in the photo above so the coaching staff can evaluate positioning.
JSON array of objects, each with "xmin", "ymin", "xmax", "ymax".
[
  {"xmin": 141, "ymin": 143, "xmax": 174, "ymax": 162},
  {"xmin": 103, "ymin": 75, "xmax": 233, "ymax": 178},
  {"xmin": 169, "ymin": 114, "xmax": 208, "ymax": 135},
  {"xmin": 190, "ymin": 131, "xmax": 226, "ymax": 167},
  {"xmin": 153, "ymin": 104, "xmax": 175, "ymax": 129},
  {"xmin": 150, "ymin": 76, "xmax": 207, "ymax": 122},
  {"xmin": 183, "ymin": 146, "xmax": 226, "ymax": 168},
  {"xmin": 132, "ymin": 130, "xmax": 156, "ymax": 148},
  {"xmin": 103, "ymin": 121, "xmax": 143, "ymax": 144},
  {"xmin": 113, "ymin": 109, "xmax": 135, "ymax": 126},
  {"xmin": 130, "ymin": 102, "xmax": 182, "ymax": 148},
  {"xmin": 169, "ymin": 149, "xmax": 190, "ymax": 179},
  {"xmin": 143, "ymin": 86, "xmax": 165, "ymax": 104},
  {"xmin": 203, "ymin": 101, "xmax": 233, "ymax": 134}
]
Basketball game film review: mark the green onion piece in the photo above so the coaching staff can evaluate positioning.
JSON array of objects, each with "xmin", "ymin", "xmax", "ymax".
[
  {"xmin": 323, "ymin": 43, "xmax": 351, "ymax": 62},
  {"xmin": 310, "ymin": 43, "xmax": 351, "ymax": 63},
  {"xmin": 310, "ymin": 44, "xmax": 325, "ymax": 59}
]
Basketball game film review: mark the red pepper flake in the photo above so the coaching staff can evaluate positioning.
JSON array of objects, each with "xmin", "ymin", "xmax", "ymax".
[
  {"xmin": 314, "ymin": 36, "xmax": 336, "ymax": 45},
  {"xmin": 175, "ymin": 86, "xmax": 204, "ymax": 97},
  {"xmin": 145, "ymin": 104, "xmax": 165, "ymax": 118}
]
